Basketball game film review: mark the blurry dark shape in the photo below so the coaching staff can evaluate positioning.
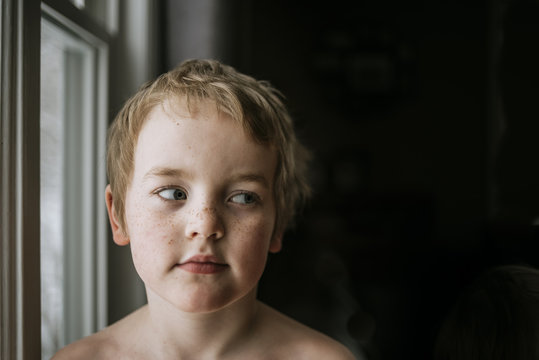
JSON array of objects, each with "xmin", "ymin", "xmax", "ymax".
[
  {"xmin": 488, "ymin": 0, "xmax": 539, "ymax": 272},
  {"xmin": 165, "ymin": 0, "xmax": 246, "ymax": 70},
  {"xmin": 434, "ymin": 265, "xmax": 539, "ymax": 360},
  {"xmin": 348, "ymin": 53, "xmax": 395, "ymax": 94},
  {"xmin": 495, "ymin": 0, "xmax": 539, "ymax": 225},
  {"xmin": 308, "ymin": 8, "xmax": 418, "ymax": 121},
  {"xmin": 329, "ymin": 147, "xmax": 370, "ymax": 194},
  {"xmin": 347, "ymin": 309, "xmax": 376, "ymax": 346}
]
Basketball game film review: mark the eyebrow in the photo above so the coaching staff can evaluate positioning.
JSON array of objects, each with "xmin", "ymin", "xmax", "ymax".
[
  {"xmin": 142, "ymin": 166, "xmax": 270, "ymax": 188},
  {"xmin": 229, "ymin": 173, "xmax": 270, "ymax": 189},
  {"xmin": 142, "ymin": 167, "xmax": 192, "ymax": 182}
]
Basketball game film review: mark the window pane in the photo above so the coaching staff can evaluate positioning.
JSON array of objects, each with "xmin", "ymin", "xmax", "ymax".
[
  {"xmin": 40, "ymin": 17, "xmax": 102, "ymax": 359},
  {"xmin": 40, "ymin": 20, "xmax": 68, "ymax": 359}
]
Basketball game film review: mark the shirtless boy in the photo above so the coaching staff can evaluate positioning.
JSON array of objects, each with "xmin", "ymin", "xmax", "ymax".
[{"xmin": 53, "ymin": 59, "xmax": 356, "ymax": 359}]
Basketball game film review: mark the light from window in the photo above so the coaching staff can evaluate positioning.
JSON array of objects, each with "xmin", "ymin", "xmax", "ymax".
[{"xmin": 40, "ymin": 15, "xmax": 107, "ymax": 359}]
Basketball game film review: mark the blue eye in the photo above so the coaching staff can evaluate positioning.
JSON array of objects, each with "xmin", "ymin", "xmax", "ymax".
[
  {"xmin": 158, "ymin": 188, "xmax": 187, "ymax": 200},
  {"xmin": 230, "ymin": 192, "xmax": 257, "ymax": 205}
]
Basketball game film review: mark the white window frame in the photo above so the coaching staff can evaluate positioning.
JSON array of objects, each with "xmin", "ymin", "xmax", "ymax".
[
  {"xmin": 1, "ymin": 1, "xmax": 157, "ymax": 357},
  {"xmin": 40, "ymin": 0, "xmax": 110, "ymax": 350},
  {"xmin": 1, "ymin": 0, "xmax": 110, "ymax": 358}
]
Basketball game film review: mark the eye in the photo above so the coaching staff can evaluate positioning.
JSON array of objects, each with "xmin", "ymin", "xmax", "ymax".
[
  {"xmin": 230, "ymin": 192, "xmax": 258, "ymax": 205},
  {"xmin": 158, "ymin": 188, "xmax": 187, "ymax": 201}
]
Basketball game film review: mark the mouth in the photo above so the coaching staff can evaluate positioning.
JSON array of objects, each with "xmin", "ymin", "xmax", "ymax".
[{"xmin": 176, "ymin": 255, "xmax": 228, "ymax": 275}]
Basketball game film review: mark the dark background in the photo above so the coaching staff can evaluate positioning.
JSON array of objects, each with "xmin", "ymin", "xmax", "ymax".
[{"xmin": 161, "ymin": 1, "xmax": 539, "ymax": 358}]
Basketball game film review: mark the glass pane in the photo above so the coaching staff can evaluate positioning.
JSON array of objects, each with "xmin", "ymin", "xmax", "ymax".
[
  {"xmin": 40, "ymin": 20, "xmax": 67, "ymax": 359},
  {"xmin": 40, "ymin": 18, "xmax": 98, "ymax": 359}
]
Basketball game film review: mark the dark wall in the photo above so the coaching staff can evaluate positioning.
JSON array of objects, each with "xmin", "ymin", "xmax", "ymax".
[{"xmin": 164, "ymin": 1, "xmax": 539, "ymax": 359}]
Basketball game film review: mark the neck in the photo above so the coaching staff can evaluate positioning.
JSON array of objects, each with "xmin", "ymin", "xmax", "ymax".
[{"xmin": 144, "ymin": 288, "xmax": 260, "ymax": 359}]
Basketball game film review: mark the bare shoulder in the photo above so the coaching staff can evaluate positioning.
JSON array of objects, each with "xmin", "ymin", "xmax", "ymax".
[
  {"xmin": 52, "ymin": 306, "xmax": 147, "ymax": 360},
  {"xmin": 51, "ymin": 330, "xmax": 116, "ymax": 360},
  {"xmin": 257, "ymin": 303, "xmax": 357, "ymax": 360}
]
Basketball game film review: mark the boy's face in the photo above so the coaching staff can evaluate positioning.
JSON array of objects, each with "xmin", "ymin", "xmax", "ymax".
[{"xmin": 106, "ymin": 99, "xmax": 281, "ymax": 313}]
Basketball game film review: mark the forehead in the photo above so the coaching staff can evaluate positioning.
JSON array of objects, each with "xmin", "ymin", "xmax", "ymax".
[{"xmin": 131, "ymin": 99, "xmax": 277, "ymax": 185}]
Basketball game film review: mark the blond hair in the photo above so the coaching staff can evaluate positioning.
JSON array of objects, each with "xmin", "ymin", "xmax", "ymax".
[{"xmin": 107, "ymin": 59, "xmax": 310, "ymax": 234}]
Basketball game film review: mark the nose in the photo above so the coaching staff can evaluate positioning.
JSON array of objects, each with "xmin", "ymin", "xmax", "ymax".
[{"xmin": 184, "ymin": 205, "xmax": 224, "ymax": 241}]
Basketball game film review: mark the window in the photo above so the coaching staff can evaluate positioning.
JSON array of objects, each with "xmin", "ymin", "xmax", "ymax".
[
  {"xmin": 40, "ymin": 7, "xmax": 109, "ymax": 357},
  {"xmin": 1, "ymin": 1, "xmax": 156, "ymax": 358}
]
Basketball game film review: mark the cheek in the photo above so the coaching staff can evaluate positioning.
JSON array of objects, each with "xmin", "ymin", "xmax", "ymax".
[
  {"xmin": 232, "ymin": 215, "xmax": 275, "ymax": 271},
  {"xmin": 126, "ymin": 197, "xmax": 179, "ymax": 276}
]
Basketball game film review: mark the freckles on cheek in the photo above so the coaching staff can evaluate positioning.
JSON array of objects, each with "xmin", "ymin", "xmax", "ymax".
[
  {"xmin": 127, "ymin": 202, "xmax": 179, "ymax": 261},
  {"xmin": 127, "ymin": 196, "xmax": 174, "ymax": 236},
  {"xmin": 133, "ymin": 220, "xmax": 177, "ymax": 249},
  {"xmin": 130, "ymin": 223, "xmax": 178, "ymax": 278}
]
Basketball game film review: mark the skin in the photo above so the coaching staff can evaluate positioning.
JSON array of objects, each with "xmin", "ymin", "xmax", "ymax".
[
  {"xmin": 115, "ymin": 99, "xmax": 282, "ymax": 315},
  {"xmin": 52, "ymin": 99, "xmax": 356, "ymax": 359}
]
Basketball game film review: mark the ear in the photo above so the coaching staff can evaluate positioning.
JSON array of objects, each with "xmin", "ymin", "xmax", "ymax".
[
  {"xmin": 269, "ymin": 232, "xmax": 282, "ymax": 254},
  {"xmin": 105, "ymin": 184, "xmax": 130, "ymax": 246}
]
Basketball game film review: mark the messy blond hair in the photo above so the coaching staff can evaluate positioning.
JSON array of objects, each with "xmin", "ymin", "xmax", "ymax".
[{"xmin": 107, "ymin": 59, "xmax": 310, "ymax": 234}]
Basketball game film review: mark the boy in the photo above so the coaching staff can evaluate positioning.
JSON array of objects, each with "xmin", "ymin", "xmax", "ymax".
[{"xmin": 54, "ymin": 59, "xmax": 356, "ymax": 359}]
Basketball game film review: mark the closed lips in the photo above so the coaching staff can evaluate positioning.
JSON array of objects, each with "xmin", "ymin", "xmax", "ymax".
[{"xmin": 177, "ymin": 255, "xmax": 228, "ymax": 274}]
